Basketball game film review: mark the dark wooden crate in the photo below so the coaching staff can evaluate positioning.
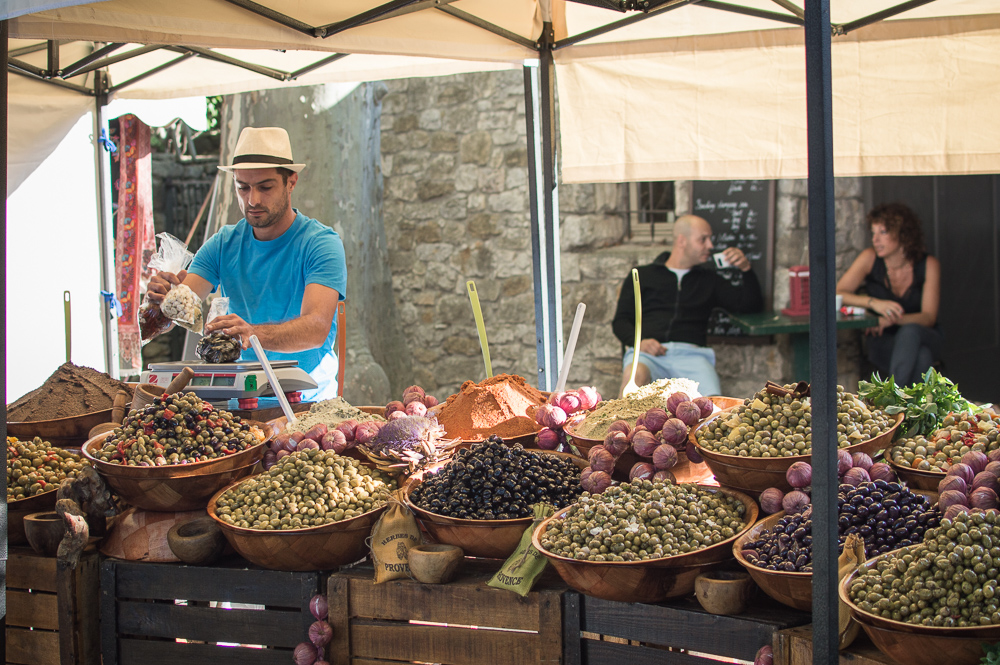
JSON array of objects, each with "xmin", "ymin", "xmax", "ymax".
[
  {"xmin": 774, "ymin": 625, "xmax": 896, "ymax": 665},
  {"xmin": 328, "ymin": 561, "xmax": 573, "ymax": 665},
  {"xmin": 6, "ymin": 546, "xmax": 101, "ymax": 665},
  {"xmin": 101, "ymin": 555, "xmax": 327, "ymax": 665},
  {"xmin": 578, "ymin": 592, "xmax": 812, "ymax": 664}
]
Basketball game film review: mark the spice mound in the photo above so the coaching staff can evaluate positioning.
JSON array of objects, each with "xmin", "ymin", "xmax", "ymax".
[
  {"xmin": 435, "ymin": 374, "xmax": 547, "ymax": 441},
  {"xmin": 7, "ymin": 436, "xmax": 91, "ymax": 500},
  {"xmin": 285, "ymin": 397, "xmax": 385, "ymax": 434},
  {"xmin": 214, "ymin": 449, "xmax": 396, "ymax": 530},
  {"xmin": 8, "ymin": 362, "xmax": 132, "ymax": 422},
  {"xmin": 409, "ymin": 438, "xmax": 582, "ymax": 520},
  {"xmin": 95, "ymin": 391, "xmax": 266, "ymax": 466}
]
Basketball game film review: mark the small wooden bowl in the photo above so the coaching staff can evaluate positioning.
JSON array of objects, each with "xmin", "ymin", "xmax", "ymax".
[
  {"xmin": 206, "ymin": 481, "xmax": 387, "ymax": 571},
  {"xmin": 840, "ymin": 552, "xmax": 1000, "ymax": 665},
  {"xmin": 886, "ymin": 458, "xmax": 944, "ymax": 491},
  {"xmin": 532, "ymin": 485, "xmax": 759, "ymax": 603},
  {"xmin": 694, "ymin": 570, "xmax": 757, "ymax": 615},
  {"xmin": 404, "ymin": 450, "xmax": 588, "ymax": 559},
  {"xmin": 408, "ymin": 544, "xmax": 464, "ymax": 583},
  {"xmin": 24, "ymin": 511, "xmax": 65, "ymax": 557},
  {"xmin": 690, "ymin": 410, "xmax": 903, "ymax": 496},
  {"xmin": 167, "ymin": 515, "xmax": 228, "ymax": 565},
  {"xmin": 732, "ymin": 511, "xmax": 813, "ymax": 610},
  {"xmin": 7, "ymin": 487, "xmax": 60, "ymax": 545},
  {"xmin": 100, "ymin": 507, "xmax": 206, "ymax": 562},
  {"xmin": 8, "ymin": 408, "xmax": 116, "ymax": 448}
]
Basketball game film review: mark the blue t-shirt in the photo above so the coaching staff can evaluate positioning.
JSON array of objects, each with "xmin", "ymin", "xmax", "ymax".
[{"xmin": 189, "ymin": 210, "xmax": 346, "ymax": 394}]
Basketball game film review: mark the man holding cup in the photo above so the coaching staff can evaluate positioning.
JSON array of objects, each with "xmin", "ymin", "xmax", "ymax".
[{"xmin": 611, "ymin": 214, "xmax": 763, "ymax": 396}]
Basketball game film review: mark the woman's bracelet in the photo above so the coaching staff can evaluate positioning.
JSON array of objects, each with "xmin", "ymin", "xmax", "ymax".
[{"xmin": 867, "ymin": 296, "xmax": 874, "ymax": 310}]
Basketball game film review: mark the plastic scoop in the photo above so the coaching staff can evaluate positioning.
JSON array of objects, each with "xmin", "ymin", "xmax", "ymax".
[
  {"xmin": 467, "ymin": 280, "xmax": 493, "ymax": 379},
  {"xmin": 622, "ymin": 269, "xmax": 643, "ymax": 396},
  {"xmin": 249, "ymin": 335, "xmax": 296, "ymax": 425},
  {"xmin": 555, "ymin": 303, "xmax": 586, "ymax": 393}
]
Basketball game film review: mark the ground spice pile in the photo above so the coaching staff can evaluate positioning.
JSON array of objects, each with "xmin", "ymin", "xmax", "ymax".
[
  {"xmin": 435, "ymin": 374, "xmax": 547, "ymax": 441},
  {"xmin": 7, "ymin": 363, "xmax": 132, "ymax": 422}
]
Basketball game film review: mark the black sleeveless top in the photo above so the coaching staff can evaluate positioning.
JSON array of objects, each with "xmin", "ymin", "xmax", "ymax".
[{"xmin": 864, "ymin": 256, "xmax": 926, "ymax": 314}]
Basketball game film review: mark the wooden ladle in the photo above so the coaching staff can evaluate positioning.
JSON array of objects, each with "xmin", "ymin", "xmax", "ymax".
[{"xmin": 87, "ymin": 389, "xmax": 134, "ymax": 439}]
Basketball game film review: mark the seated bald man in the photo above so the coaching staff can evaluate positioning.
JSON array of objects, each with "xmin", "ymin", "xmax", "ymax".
[{"xmin": 611, "ymin": 214, "xmax": 763, "ymax": 396}]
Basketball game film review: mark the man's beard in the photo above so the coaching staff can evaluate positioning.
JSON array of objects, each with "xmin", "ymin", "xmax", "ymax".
[{"xmin": 244, "ymin": 195, "xmax": 289, "ymax": 229}]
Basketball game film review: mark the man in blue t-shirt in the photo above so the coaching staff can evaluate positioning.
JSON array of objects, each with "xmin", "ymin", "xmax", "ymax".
[{"xmin": 146, "ymin": 127, "xmax": 346, "ymax": 399}]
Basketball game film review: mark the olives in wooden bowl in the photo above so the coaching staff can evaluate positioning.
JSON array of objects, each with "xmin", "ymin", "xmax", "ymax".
[{"xmin": 732, "ymin": 511, "xmax": 812, "ymax": 611}]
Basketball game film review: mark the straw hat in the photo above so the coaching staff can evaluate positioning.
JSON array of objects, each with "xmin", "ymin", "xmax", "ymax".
[{"xmin": 218, "ymin": 127, "xmax": 306, "ymax": 173}]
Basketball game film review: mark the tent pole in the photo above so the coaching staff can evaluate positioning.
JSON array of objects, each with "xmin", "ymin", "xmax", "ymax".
[
  {"xmin": 524, "ymin": 63, "xmax": 551, "ymax": 391},
  {"xmin": 805, "ymin": 0, "xmax": 837, "ymax": 663},
  {"xmin": 93, "ymin": 69, "xmax": 118, "ymax": 376},
  {"xmin": 3, "ymin": 20, "xmax": 10, "ymax": 471}
]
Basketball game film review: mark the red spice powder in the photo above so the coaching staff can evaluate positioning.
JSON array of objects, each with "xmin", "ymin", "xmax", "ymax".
[{"xmin": 436, "ymin": 374, "xmax": 547, "ymax": 440}]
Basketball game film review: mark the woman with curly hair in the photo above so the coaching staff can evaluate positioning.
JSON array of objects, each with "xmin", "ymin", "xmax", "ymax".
[{"xmin": 837, "ymin": 202, "xmax": 942, "ymax": 385}]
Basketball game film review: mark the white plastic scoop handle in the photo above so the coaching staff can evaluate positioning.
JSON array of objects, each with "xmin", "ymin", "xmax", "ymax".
[{"xmin": 249, "ymin": 334, "xmax": 297, "ymax": 425}]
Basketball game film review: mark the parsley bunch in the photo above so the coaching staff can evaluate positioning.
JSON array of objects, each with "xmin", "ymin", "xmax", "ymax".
[{"xmin": 857, "ymin": 367, "xmax": 979, "ymax": 439}]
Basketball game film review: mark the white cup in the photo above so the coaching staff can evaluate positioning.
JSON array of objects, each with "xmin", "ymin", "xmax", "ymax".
[
  {"xmin": 835, "ymin": 294, "xmax": 844, "ymax": 311},
  {"xmin": 713, "ymin": 252, "xmax": 732, "ymax": 269}
]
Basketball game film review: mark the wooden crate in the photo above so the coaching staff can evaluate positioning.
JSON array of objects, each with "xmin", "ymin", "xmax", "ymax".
[
  {"xmin": 101, "ymin": 556, "xmax": 327, "ymax": 665},
  {"xmin": 327, "ymin": 561, "xmax": 573, "ymax": 665},
  {"xmin": 774, "ymin": 625, "xmax": 896, "ymax": 665},
  {"xmin": 6, "ymin": 546, "xmax": 101, "ymax": 665},
  {"xmin": 577, "ymin": 592, "xmax": 812, "ymax": 664}
]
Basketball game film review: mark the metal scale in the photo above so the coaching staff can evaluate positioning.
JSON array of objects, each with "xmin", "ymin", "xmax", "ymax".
[{"xmin": 141, "ymin": 359, "xmax": 318, "ymax": 404}]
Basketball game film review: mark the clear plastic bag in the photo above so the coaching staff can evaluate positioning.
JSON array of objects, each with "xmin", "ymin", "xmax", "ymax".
[
  {"xmin": 205, "ymin": 296, "xmax": 230, "ymax": 327},
  {"xmin": 138, "ymin": 233, "xmax": 195, "ymax": 340},
  {"xmin": 196, "ymin": 297, "xmax": 242, "ymax": 363},
  {"xmin": 161, "ymin": 283, "xmax": 204, "ymax": 334}
]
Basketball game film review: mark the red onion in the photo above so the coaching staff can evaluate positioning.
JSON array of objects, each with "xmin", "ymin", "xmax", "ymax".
[
  {"xmin": 310, "ymin": 594, "xmax": 328, "ymax": 620},
  {"xmin": 272, "ymin": 432, "xmax": 291, "ymax": 453},
  {"xmin": 642, "ymin": 408, "xmax": 669, "ymax": 434},
  {"xmin": 536, "ymin": 404, "xmax": 567, "ymax": 429},
  {"xmin": 635, "ymin": 414, "xmax": 646, "ymax": 429},
  {"xmin": 652, "ymin": 444, "xmax": 679, "ymax": 470},
  {"xmin": 320, "ymin": 430, "xmax": 348, "ymax": 453},
  {"xmin": 630, "ymin": 462, "xmax": 656, "ymax": 482},
  {"xmin": 536, "ymin": 427, "xmax": 560, "ymax": 450},
  {"xmin": 577, "ymin": 386, "xmax": 600, "ymax": 411},
  {"xmin": 837, "ymin": 449, "xmax": 853, "ymax": 476},
  {"xmin": 404, "ymin": 400, "xmax": 427, "ymax": 417},
  {"xmin": 842, "ymin": 467, "xmax": 870, "ymax": 486},
  {"xmin": 297, "ymin": 438, "xmax": 320, "ymax": 452},
  {"xmin": 786, "ymin": 461, "xmax": 812, "ymax": 489},
  {"xmin": 782, "ymin": 490, "xmax": 811, "ymax": 514},
  {"xmin": 652, "ymin": 470, "xmax": 676, "ymax": 484},
  {"xmin": 388, "ymin": 410, "xmax": 408, "ymax": 421},
  {"xmin": 603, "ymin": 431, "xmax": 630, "ymax": 458},
  {"xmin": 946, "ymin": 463, "xmax": 976, "ymax": 487},
  {"xmin": 547, "ymin": 391, "xmax": 566, "ymax": 406},
  {"xmin": 263, "ymin": 451, "xmax": 277, "ymax": 470},
  {"xmin": 754, "ymin": 645, "xmax": 774, "ymax": 665},
  {"xmin": 557, "ymin": 392, "xmax": 581, "ymax": 415},
  {"xmin": 627, "ymin": 424, "xmax": 650, "ymax": 442},
  {"xmin": 962, "ymin": 450, "xmax": 989, "ymax": 474},
  {"xmin": 582, "ymin": 470, "xmax": 613, "ymax": 494},
  {"xmin": 290, "ymin": 431, "xmax": 306, "ymax": 444},
  {"xmin": 631, "ymin": 430, "xmax": 659, "ymax": 458},
  {"xmin": 276, "ymin": 449, "xmax": 291, "ymax": 461},
  {"xmin": 760, "ymin": 487, "xmax": 785, "ymax": 514},
  {"xmin": 674, "ymin": 401, "xmax": 702, "ymax": 427},
  {"xmin": 938, "ymin": 475, "xmax": 967, "ymax": 495},
  {"xmin": 974, "ymin": 471, "xmax": 1000, "ymax": 494},
  {"xmin": 608, "ymin": 420, "xmax": 631, "ymax": 436},
  {"xmin": 422, "ymin": 394, "xmax": 439, "ymax": 408},
  {"xmin": 868, "ymin": 462, "xmax": 896, "ymax": 482},
  {"xmin": 692, "ymin": 396, "xmax": 715, "ymax": 419},
  {"xmin": 580, "ymin": 467, "xmax": 594, "ymax": 486},
  {"xmin": 294, "ymin": 642, "xmax": 318, "ymax": 665},
  {"xmin": 589, "ymin": 446, "xmax": 616, "ymax": 474},
  {"xmin": 334, "ymin": 419, "xmax": 358, "ymax": 442},
  {"xmin": 939, "ymin": 489, "xmax": 970, "ymax": 511},
  {"xmin": 686, "ymin": 445, "xmax": 704, "ymax": 464},
  {"xmin": 658, "ymin": 418, "xmax": 689, "ymax": 446},
  {"xmin": 309, "ymin": 620, "xmax": 332, "ymax": 647},
  {"xmin": 354, "ymin": 421, "xmax": 381, "ymax": 445},
  {"xmin": 305, "ymin": 424, "xmax": 328, "ymax": 442},
  {"xmin": 403, "ymin": 385, "xmax": 425, "ymax": 399},
  {"xmin": 851, "ymin": 452, "xmax": 874, "ymax": 472},
  {"xmin": 986, "ymin": 462, "xmax": 1000, "ymax": 478},
  {"xmin": 944, "ymin": 504, "xmax": 971, "ymax": 520},
  {"xmin": 665, "ymin": 392, "xmax": 690, "ymax": 415},
  {"xmin": 402, "ymin": 391, "xmax": 424, "ymax": 406},
  {"xmin": 971, "ymin": 487, "xmax": 1000, "ymax": 510},
  {"xmin": 989, "ymin": 449, "xmax": 1000, "ymax": 464}
]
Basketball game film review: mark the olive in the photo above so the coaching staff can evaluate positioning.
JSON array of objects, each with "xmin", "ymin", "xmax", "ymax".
[{"xmin": 7, "ymin": 436, "xmax": 90, "ymax": 500}]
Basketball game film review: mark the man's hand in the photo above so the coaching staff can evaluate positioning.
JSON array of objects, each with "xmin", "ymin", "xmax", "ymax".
[
  {"xmin": 146, "ymin": 270, "xmax": 188, "ymax": 304},
  {"xmin": 206, "ymin": 314, "xmax": 256, "ymax": 349},
  {"xmin": 722, "ymin": 247, "xmax": 752, "ymax": 272},
  {"xmin": 639, "ymin": 338, "xmax": 666, "ymax": 356}
]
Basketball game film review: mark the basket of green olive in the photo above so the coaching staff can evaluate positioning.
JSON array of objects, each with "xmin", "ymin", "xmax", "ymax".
[
  {"xmin": 207, "ymin": 448, "xmax": 397, "ymax": 571},
  {"xmin": 7, "ymin": 436, "xmax": 91, "ymax": 544},
  {"xmin": 887, "ymin": 410, "xmax": 1000, "ymax": 491},
  {"xmin": 839, "ymin": 510, "xmax": 1000, "ymax": 665},
  {"xmin": 690, "ymin": 384, "xmax": 902, "ymax": 495},
  {"xmin": 532, "ymin": 479, "xmax": 758, "ymax": 603}
]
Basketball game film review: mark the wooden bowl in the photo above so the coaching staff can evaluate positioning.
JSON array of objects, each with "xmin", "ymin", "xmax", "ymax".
[
  {"xmin": 206, "ymin": 481, "xmax": 387, "ymax": 571},
  {"xmin": 407, "ymin": 544, "xmax": 464, "ymax": 583},
  {"xmin": 732, "ymin": 511, "xmax": 813, "ymax": 610},
  {"xmin": 403, "ymin": 450, "xmax": 589, "ymax": 559},
  {"xmin": 532, "ymin": 485, "xmax": 759, "ymax": 603},
  {"xmin": 167, "ymin": 515, "xmax": 228, "ymax": 565},
  {"xmin": 98, "ymin": 458, "xmax": 260, "ymax": 512},
  {"xmin": 886, "ymin": 458, "xmax": 944, "ymax": 491},
  {"xmin": 24, "ymin": 511, "xmax": 65, "ymax": 557},
  {"xmin": 694, "ymin": 570, "xmax": 757, "ymax": 615},
  {"xmin": 8, "ymin": 408, "xmax": 116, "ymax": 448},
  {"xmin": 839, "ymin": 552, "xmax": 1000, "ymax": 665},
  {"xmin": 99, "ymin": 507, "xmax": 206, "ymax": 562},
  {"xmin": 563, "ymin": 396, "xmax": 741, "ymax": 483},
  {"xmin": 7, "ymin": 487, "xmax": 60, "ymax": 545},
  {"xmin": 690, "ymin": 410, "xmax": 904, "ymax": 496}
]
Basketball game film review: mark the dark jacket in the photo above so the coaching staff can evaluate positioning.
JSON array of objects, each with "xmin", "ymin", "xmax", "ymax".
[{"xmin": 611, "ymin": 252, "xmax": 764, "ymax": 349}]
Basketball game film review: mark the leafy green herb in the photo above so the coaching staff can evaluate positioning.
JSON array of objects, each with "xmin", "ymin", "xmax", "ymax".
[
  {"xmin": 981, "ymin": 641, "xmax": 1000, "ymax": 665},
  {"xmin": 858, "ymin": 368, "xmax": 979, "ymax": 439}
]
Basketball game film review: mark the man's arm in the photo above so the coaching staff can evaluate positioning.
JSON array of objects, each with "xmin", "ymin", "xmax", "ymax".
[
  {"xmin": 712, "ymin": 268, "xmax": 764, "ymax": 314},
  {"xmin": 206, "ymin": 283, "xmax": 339, "ymax": 352}
]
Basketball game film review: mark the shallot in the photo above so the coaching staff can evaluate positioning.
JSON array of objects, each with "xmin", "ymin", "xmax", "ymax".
[
  {"xmin": 944, "ymin": 504, "xmax": 971, "ymax": 520},
  {"xmin": 263, "ymin": 451, "xmax": 277, "ymax": 469},
  {"xmin": 841, "ymin": 467, "xmax": 870, "ymax": 486},
  {"xmin": 986, "ymin": 461, "xmax": 1000, "ymax": 478},
  {"xmin": 608, "ymin": 420, "xmax": 631, "ymax": 436},
  {"xmin": 642, "ymin": 408, "xmax": 669, "ymax": 434},
  {"xmin": 556, "ymin": 392, "xmax": 581, "ymax": 415},
  {"xmin": 402, "ymin": 391, "xmax": 424, "ymax": 406},
  {"xmin": 334, "ymin": 419, "xmax": 358, "ymax": 441},
  {"xmin": 658, "ymin": 418, "xmax": 688, "ymax": 446},
  {"xmin": 294, "ymin": 642, "xmax": 318, "ymax": 665},
  {"xmin": 973, "ymin": 471, "xmax": 1000, "ymax": 494},
  {"xmin": 354, "ymin": 421, "xmax": 381, "ymax": 445},
  {"xmin": 989, "ymin": 449, "xmax": 1000, "ymax": 464},
  {"xmin": 403, "ymin": 385, "xmax": 426, "ymax": 399},
  {"xmin": 629, "ymin": 462, "xmax": 656, "ymax": 482},
  {"xmin": 309, "ymin": 594, "xmax": 329, "ymax": 620},
  {"xmin": 320, "ymin": 431, "xmax": 347, "ymax": 453},
  {"xmin": 577, "ymin": 386, "xmax": 600, "ymax": 410},
  {"xmin": 536, "ymin": 427, "xmax": 560, "ymax": 450},
  {"xmin": 405, "ymin": 400, "xmax": 428, "ymax": 417},
  {"xmin": 938, "ymin": 475, "xmax": 967, "ymax": 495},
  {"xmin": 868, "ymin": 462, "xmax": 896, "ymax": 482},
  {"xmin": 692, "ymin": 396, "xmax": 714, "ymax": 419},
  {"xmin": 962, "ymin": 450, "xmax": 989, "ymax": 474},
  {"xmin": 631, "ymin": 430, "xmax": 659, "ymax": 458},
  {"xmin": 946, "ymin": 463, "xmax": 976, "ymax": 487},
  {"xmin": 837, "ymin": 449, "xmax": 853, "ymax": 476},
  {"xmin": 291, "ymin": 431, "xmax": 306, "ymax": 444},
  {"xmin": 754, "ymin": 645, "xmax": 774, "ymax": 665},
  {"xmin": 850, "ymin": 452, "xmax": 874, "ymax": 472},
  {"xmin": 589, "ymin": 446, "xmax": 616, "ymax": 474},
  {"xmin": 782, "ymin": 490, "xmax": 810, "ymax": 514},
  {"xmin": 305, "ymin": 424, "xmax": 328, "ymax": 442},
  {"xmin": 297, "ymin": 438, "xmax": 320, "ymax": 452},
  {"xmin": 685, "ymin": 445, "xmax": 704, "ymax": 464},
  {"xmin": 760, "ymin": 487, "xmax": 785, "ymax": 514},
  {"xmin": 971, "ymin": 487, "xmax": 999, "ymax": 510},
  {"xmin": 939, "ymin": 489, "xmax": 969, "ymax": 511},
  {"xmin": 653, "ymin": 469, "xmax": 676, "ymax": 484},
  {"xmin": 384, "ymin": 400, "xmax": 405, "ymax": 418},
  {"xmin": 786, "ymin": 461, "xmax": 812, "ymax": 489},
  {"xmin": 582, "ymin": 470, "xmax": 613, "ymax": 494},
  {"xmin": 603, "ymin": 431, "xmax": 630, "ymax": 458},
  {"xmin": 674, "ymin": 401, "xmax": 701, "ymax": 427},
  {"xmin": 652, "ymin": 443, "xmax": 679, "ymax": 470},
  {"xmin": 535, "ymin": 404, "xmax": 567, "ymax": 429},
  {"xmin": 665, "ymin": 392, "xmax": 690, "ymax": 415},
  {"xmin": 309, "ymin": 620, "xmax": 332, "ymax": 647},
  {"xmin": 423, "ymin": 395, "xmax": 439, "ymax": 408}
]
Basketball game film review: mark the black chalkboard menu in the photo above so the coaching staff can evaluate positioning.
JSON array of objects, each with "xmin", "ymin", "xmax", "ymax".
[{"xmin": 692, "ymin": 180, "xmax": 775, "ymax": 337}]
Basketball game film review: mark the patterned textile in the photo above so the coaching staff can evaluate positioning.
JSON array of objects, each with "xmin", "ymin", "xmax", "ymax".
[{"xmin": 113, "ymin": 114, "xmax": 155, "ymax": 373}]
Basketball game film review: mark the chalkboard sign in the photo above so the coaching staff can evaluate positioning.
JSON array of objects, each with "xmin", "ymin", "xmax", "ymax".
[{"xmin": 692, "ymin": 180, "xmax": 775, "ymax": 337}]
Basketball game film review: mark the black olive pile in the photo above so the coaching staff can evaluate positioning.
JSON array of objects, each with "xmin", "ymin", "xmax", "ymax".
[
  {"xmin": 97, "ymin": 391, "xmax": 265, "ymax": 466},
  {"xmin": 848, "ymin": 511, "xmax": 1000, "ymax": 627},
  {"xmin": 196, "ymin": 332, "xmax": 242, "ymax": 364},
  {"xmin": 839, "ymin": 480, "xmax": 940, "ymax": 557},
  {"xmin": 742, "ymin": 507, "xmax": 814, "ymax": 572},
  {"xmin": 409, "ymin": 437, "xmax": 582, "ymax": 519}
]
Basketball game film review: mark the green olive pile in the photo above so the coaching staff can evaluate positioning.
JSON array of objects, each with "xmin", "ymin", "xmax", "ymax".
[
  {"xmin": 409, "ymin": 437, "xmax": 582, "ymax": 520},
  {"xmin": 96, "ymin": 392, "xmax": 265, "ymax": 466},
  {"xmin": 889, "ymin": 411, "xmax": 1000, "ymax": 473},
  {"xmin": 848, "ymin": 511, "xmax": 1000, "ymax": 627},
  {"xmin": 695, "ymin": 384, "xmax": 892, "ymax": 457},
  {"xmin": 214, "ymin": 449, "xmax": 396, "ymax": 530},
  {"xmin": 7, "ymin": 436, "xmax": 90, "ymax": 500},
  {"xmin": 539, "ymin": 479, "xmax": 747, "ymax": 562}
]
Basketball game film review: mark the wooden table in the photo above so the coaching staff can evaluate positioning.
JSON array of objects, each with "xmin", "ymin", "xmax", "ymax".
[{"xmin": 724, "ymin": 311, "xmax": 879, "ymax": 381}]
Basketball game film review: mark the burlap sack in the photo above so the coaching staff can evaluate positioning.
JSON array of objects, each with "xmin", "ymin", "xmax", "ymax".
[{"xmin": 370, "ymin": 489, "xmax": 422, "ymax": 584}]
